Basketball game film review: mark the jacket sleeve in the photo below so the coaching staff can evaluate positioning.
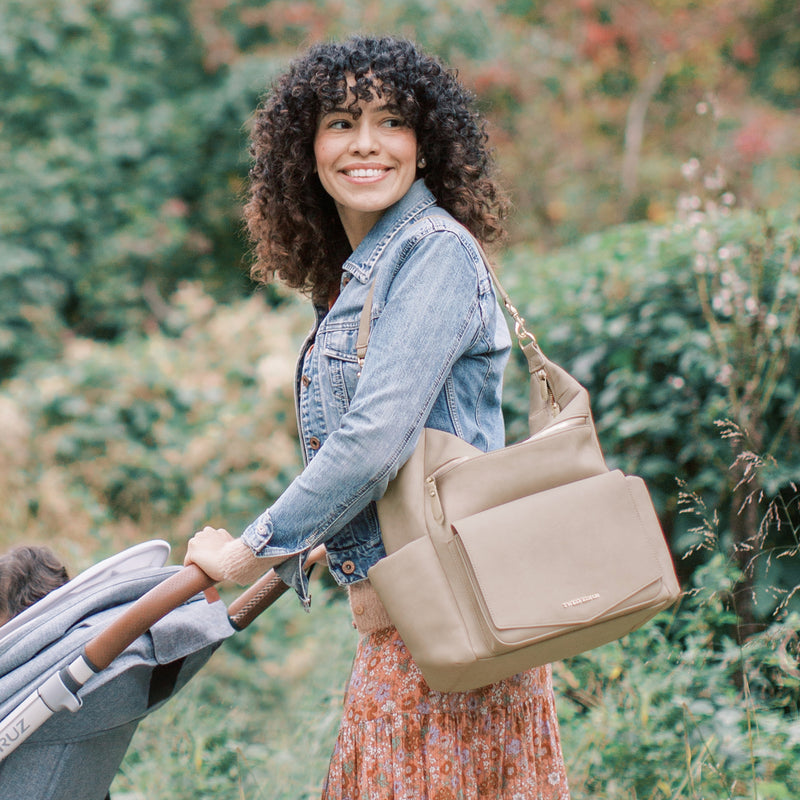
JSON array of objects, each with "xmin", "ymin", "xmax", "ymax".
[{"xmin": 240, "ymin": 228, "xmax": 491, "ymax": 584}]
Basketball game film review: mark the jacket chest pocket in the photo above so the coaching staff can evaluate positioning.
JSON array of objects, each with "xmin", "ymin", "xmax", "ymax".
[{"xmin": 320, "ymin": 322, "xmax": 361, "ymax": 412}]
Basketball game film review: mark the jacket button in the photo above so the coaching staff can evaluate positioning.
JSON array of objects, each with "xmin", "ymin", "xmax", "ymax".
[
  {"xmin": 308, "ymin": 436, "xmax": 321, "ymax": 450},
  {"xmin": 341, "ymin": 560, "xmax": 356, "ymax": 574},
  {"xmin": 301, "ymin": 374, "xmax": 311, "ymax": 387},
  {"xmin": 353, "ymin": 604, "xmax": 365, "ymax": 615}
]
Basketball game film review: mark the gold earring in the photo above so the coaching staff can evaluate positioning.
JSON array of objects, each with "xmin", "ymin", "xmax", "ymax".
[{"xmin": 417, "ymin": 157, "xmax": 427, "ymax": 169}]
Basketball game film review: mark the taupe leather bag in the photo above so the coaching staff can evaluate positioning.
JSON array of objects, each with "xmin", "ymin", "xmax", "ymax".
[{"xmin": 361, "ymin": 229, "xmax": 681, "ymax": 692}]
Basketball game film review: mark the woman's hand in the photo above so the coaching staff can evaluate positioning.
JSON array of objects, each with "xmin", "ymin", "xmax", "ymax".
[{"xmin": 184, "ymin": 525, "xmax": 235, "ymax": 581}]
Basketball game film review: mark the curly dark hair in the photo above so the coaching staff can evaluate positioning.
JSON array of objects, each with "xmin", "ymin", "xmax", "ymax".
[
  {"xmin": 244, "ymin": 35, "xmax": 508, "ymax": 301},
  {"xmin": 0, "ymin": 545, "xmax": 69, "ymax": 623}
]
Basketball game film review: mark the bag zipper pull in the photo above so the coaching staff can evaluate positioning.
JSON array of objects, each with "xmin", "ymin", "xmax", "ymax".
[
  {"xmin": 535, "ymin": 368, "xmax": 560, "ymax": 417},
  {"xmin": 426, "ymin": 475, "xmax": 445, "ymax": 524}
]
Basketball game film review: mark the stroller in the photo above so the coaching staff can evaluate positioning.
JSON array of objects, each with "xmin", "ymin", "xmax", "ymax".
[{"xmin": 0, "ymin": 539, "xmax": 311, "ymax": 800}]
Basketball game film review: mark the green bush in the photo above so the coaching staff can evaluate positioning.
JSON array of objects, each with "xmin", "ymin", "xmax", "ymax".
[
  {"xmin": 4, "ymin": 0, "xmax": 800, "ymax": 383},
  {"xmin": 500, "ymin": 204, "xmax": 800, "ymax": 619},
  {"xmin": 0, "ymin": 0, "xmax": 283, "ymax": 378},
  {"xmin": 556, "ymin": 453, "xmax": 800, "ymax": 797},
  {"xmin": 0, "ymin": 283, "xmax": 307, "ymax": 563},
  {"xmin": 556, "ymin": 567, "xmax": 800, "ymax": 798}
]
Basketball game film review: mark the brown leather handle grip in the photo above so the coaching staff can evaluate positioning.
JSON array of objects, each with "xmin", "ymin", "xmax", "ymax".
[
  {"xmin": 226, "ymin": 545, "xmax": 327, "ymax": 630},
  {"xmin": 84, "ymin": 564, "xmax": 216, "ymax": 671},
  {"xmin": 227, "ymin": 570, "xmax": 290, "ymax": 631}
]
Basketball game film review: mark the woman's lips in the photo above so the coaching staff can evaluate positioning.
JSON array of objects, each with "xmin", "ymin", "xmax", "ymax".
[{"xmin": 342, "ymin": 167, "xmax": 389, "ymax": 179}]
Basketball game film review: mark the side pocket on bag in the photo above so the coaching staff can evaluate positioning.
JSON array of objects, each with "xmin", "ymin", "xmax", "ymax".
[{"xmin": 368, "ymin": 537, "xmax": 474, "ymax": 674}]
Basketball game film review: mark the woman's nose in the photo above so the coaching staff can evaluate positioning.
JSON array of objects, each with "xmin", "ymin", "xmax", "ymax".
[{"xmin": 349, "ymin": 120, "xmax": 379, "ymax": 155}]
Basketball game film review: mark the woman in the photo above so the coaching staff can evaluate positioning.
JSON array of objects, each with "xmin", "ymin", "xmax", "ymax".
[{"xmin": 185, "ymin": 35, "xmax": 570, "ymax": 799}]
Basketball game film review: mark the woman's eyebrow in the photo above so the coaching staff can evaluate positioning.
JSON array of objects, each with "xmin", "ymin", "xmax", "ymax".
[{"xmin": 323, "ymin": 104, "xmax": 399, "ymax": 116}]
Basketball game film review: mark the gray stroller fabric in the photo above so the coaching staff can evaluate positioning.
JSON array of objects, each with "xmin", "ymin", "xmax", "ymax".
[{"xmin": 0, "ymin": 562, "xmax": 234, "ymax": 800}]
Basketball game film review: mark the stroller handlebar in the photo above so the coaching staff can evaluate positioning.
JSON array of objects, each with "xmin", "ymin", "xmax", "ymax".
[
  {"xmin": 0, "ymin": 545, "xmax": 328, "ymax": 766},
  {"xmin": 84, "ymin": 564, "xmax": 216, "ymax": 671},
  {"xmin": 226, "ymin": 545, "xmax": 326, "ymax": 630},
  {"xmin": 227, "ymin": 570, "xmax": 288, "ymax": 631},
  {"xmin": 83, "ymin": 544, "xmax": 327, "ymax": 672}
]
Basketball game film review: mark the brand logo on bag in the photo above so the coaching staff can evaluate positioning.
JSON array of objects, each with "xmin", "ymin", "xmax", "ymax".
[{"xmin": 562, "ymin": 593, "xmax": 600, "ymax": 608}]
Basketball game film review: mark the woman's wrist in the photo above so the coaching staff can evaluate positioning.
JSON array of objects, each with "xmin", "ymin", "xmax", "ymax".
[{"xmin": 220, "ymin": 539, "xmax": 283, "ymax": 585}]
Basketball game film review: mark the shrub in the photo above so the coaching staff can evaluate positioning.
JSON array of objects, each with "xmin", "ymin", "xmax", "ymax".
[
  {"xmin": 556, "ymin": 565, "xmax": 800, "ymax": 798},
  {"xmin": 499, "ymin": 204, "xmax": 800, "ymax": 620},
  {"xmin": 557, "ymin": 431, "xmax": 800, "ymax": 798},
  {"xmin": 0, "ymin": 283, "xmax": 306, "ymax": 564},
  {"xmin": 0, "ymin": 0, "xmax": 283, "ymax": 379}
]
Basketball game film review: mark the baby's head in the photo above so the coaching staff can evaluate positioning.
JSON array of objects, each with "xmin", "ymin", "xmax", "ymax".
[{"xmin": 0, "ymin": 545, "xmax": 69, "ymax": 626}]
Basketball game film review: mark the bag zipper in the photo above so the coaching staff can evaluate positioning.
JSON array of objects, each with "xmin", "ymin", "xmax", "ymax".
[
  {"xmin": 424, "ymin": 415, "xmax": 588, "ymax": 525},
  {"xmin": 425, "ymin": 475, "xmax": 445, "ymax": 524},
  {"xmin": 526, "ymin": 414, "xmax": 588, "ymax": 442},
  {"xmin": 534, "ymin": 367, "xmax": 561, "ymax": 417}
]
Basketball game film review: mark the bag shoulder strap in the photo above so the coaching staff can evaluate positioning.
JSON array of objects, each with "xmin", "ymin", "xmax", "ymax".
[
  {"xmin": 356, "ymin": 280, "xmax": 376, "ymax": 373},
  {"xmin": 355, "ymin": 216, "xmax": 559, "ymax": 414}
]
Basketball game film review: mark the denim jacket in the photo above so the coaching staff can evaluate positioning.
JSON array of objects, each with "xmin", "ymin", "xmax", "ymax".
[{"xmin": 241, "ymin": 180, "xmax": 511, "ymax": 605}]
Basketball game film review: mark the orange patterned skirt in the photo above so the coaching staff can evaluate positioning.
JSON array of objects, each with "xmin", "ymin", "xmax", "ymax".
[{"xmin": 322, "ymin": 627, "xmax": 570, "ymax": 800}]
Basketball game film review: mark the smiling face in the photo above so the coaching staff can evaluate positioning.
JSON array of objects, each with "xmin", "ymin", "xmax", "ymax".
[{"xmin": 314, "ymin": 89, "xmax": 418, "ymax": 249}]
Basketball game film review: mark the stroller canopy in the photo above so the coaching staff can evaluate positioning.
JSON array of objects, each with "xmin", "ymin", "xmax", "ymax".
[{"xmin": 0, "ymin": 540, "xmax": 234, "ymax": 800}]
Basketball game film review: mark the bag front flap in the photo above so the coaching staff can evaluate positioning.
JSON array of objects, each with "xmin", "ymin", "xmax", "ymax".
[{"xmin": 451, "ymin": 470, "xmax": 669, "ymax": 631}]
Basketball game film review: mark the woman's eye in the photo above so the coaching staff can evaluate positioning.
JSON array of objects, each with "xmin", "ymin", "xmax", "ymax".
[{"xmin": 329, "ymin": 119, "xmax": 351, "ymax": 130}]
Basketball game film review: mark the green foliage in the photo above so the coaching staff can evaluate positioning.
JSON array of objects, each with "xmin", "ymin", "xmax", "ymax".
[
  {"xmin": 0, "ymin": 0, "xmax": 282, "ymax": 378},
  {"xmin": 749, "ymin": 0, "xmax": 800, "ymax": 110},
  {"xmin": 556, "ymin": 458, "xmax": 799, "ymax": 796},
  {"xmin": 500, "ymin": 205, "xmax": 800, "ymax": 573},
  {"xmin": 556, "ymin": 556, "xmax": 800, "ymax": 798},
  {"xmin": 0, "ymin": 283, "xmax": 306, "ymax": 563},
  {"xmin": 3, "ymin": 0, "xmax": 800, "ymax": 380}
]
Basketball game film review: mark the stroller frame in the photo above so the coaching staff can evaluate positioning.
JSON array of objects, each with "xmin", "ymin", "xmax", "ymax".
[{"xmin": 0, "ymin": 540, "xmax": 319, "ymax": 780}]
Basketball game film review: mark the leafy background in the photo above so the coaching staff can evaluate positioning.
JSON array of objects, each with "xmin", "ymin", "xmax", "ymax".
[{"xmin": 1, "ymin": 0, "xmax": 799, "ymax": 797}]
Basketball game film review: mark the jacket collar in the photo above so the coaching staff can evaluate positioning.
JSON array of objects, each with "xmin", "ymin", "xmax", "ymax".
[{"xmin": 343, "ymin": 180, "xmax": 436, "ymax": 284}]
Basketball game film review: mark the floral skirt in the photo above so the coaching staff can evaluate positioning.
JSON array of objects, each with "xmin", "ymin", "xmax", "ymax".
[{"xmin": 322, "ymin": 627, "xmax": 570, "ymax": 800}]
